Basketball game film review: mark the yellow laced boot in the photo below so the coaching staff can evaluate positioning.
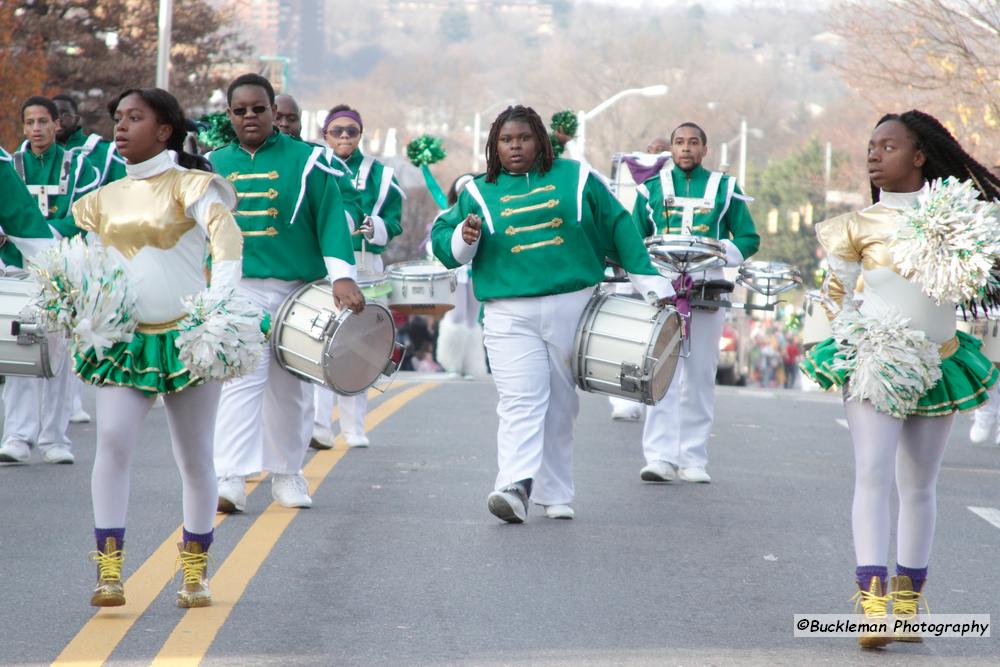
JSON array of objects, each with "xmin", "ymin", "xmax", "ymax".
[
  {"xmin": 90, "ymin": 537, "xmax": 125, "ymax": 607},
  {"xmin": 176, "ymin": 541, "xmax": 211, "ymax": 608},
  {"xmin": 851, "ymin": 576, "xmax": 893, "ymax": 648},
  {"xmin": 891, "ymin": 575, "xmax": 927, "ymax": 643}
]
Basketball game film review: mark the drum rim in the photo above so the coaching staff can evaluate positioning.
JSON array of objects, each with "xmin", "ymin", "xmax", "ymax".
[{"xmin": 386, "ymin": 260, "xmax": 454, "ymax": 280}]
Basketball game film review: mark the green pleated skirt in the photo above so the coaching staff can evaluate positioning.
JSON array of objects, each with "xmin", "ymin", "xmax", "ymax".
[
  {"xmin": 74, "ymin": 330, "xmax": 201, "ymax": 396},
  {"xmin": 800, "ymin": 330, "xmax": 999, "ymax": 417}
]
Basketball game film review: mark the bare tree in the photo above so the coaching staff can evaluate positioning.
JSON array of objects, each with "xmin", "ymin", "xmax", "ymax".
[{"xmin": 833, "ymin": 0, "xmax": 1000, "ymax": 160}]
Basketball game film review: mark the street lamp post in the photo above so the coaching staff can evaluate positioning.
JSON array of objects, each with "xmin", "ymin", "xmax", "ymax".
[
  {"xmin": 718, "ymin": 118, "xmax": 763, "ymax": 187},
  {"xmin": 156, "ymin": 0, "xmax": 173, "ymax": 90},
  {"xmin": 576, "ymin": 84, "xmax": 668, "ymax": 153}
]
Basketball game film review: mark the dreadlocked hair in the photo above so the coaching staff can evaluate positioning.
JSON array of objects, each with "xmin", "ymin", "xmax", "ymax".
[
  {"xmin": 485, "ymin": 105, "xmax": 554, "ymax": 184},
  {"xmin": 871, "ymin": 110, "xmax": 1000, "ymax": 204}
]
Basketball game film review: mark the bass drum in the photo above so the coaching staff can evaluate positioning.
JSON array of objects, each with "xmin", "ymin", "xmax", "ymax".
[
  {"xmin": 573, "ymin": 289, "xmax": 683, "ymax": 405},
  {"xmin": 271, "ymin": 281, "xmax": 397, "ymax": 395}
]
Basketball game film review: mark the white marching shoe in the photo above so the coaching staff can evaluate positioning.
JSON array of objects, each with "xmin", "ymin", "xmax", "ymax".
[
  {"xmin": 271, "ymin": 473, "xmax": 312, "ymax": 508},
  {"xmin": 0, "ymin": 441, "xmax": 31, "ymax": 464},
  {"xmin": 69, "ymin": 408, "xmax": 92, "ymax": 424},
  {"xmin": 487, "ymin": 484, "xmax": 529, "ymax": 524},
  {"xmin": 679, "ymin": 466, "xmax": 712, "ymax": 483},
  {"xmin": 640, "ymin": 460, "xmax": 677, "ymax": 482},
  {"xmin": 42, "ymin": 444, "xmax": 75, "ymax": 464},
  {"xmin": 611, "ymin": 404, "xmax": 643, "ymax": 421},
  {"xmin": 541, "ymin": 504, "xmax": 575, "ymax": 520},
  {"xmin": 217, "ymin": 476, "xmax": 247, "ymax": 513},
  {"xmin": 344, "ymin": 433, "xmax": 370, "ymax": 448}
]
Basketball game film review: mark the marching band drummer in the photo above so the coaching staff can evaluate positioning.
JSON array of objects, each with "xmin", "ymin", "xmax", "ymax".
[
  {"xmin": 210, "ymin": 74, "xmax": 363, "ymax": 513},
  {"xmin": 632, "ymin": 122, "xmax": 760, "ymax": 485},
  {"xmin": 312, "ymin": 104, "xmax": 404, "ymax": 450},
  {"xmin": 0, "ymin": 96, "xmax": 102, "ymax": 466},
  {"xmin": 431, "ymin": 105, "xmax": 673, "ymax": 523}
]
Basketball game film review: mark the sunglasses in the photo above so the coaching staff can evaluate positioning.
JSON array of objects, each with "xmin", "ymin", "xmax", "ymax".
[
  {"xmin": 230, "ymin": 105, "xmax": 269, "ymax": 117},
  {"xmin": 327, "ymin": 125, "xmax": 360, "ymax": 138}
]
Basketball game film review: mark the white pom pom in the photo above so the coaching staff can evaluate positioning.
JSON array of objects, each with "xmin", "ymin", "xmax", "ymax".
[
  {"xmin": 27, "ymin": 236, "xmax": 136, "ymax": 359},
  {"xmin": 175, "ymin": 288, "xmax": 266, "ymax": 382},
  {"xmin": 831, "ymin": 309, "xmax": 942, "ymax": 418},
  {"xmin": 891, "ymin": 178, "xmax": 1000, "ymax": 305}
]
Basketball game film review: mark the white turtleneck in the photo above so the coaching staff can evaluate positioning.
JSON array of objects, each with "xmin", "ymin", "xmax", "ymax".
[{"xmin": 860, "ymin": 183, "xmax": 955, "ymax": 343}]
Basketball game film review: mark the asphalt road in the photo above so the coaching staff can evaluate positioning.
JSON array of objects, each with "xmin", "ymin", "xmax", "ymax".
[{"xmin": 2, "ymin": 376, "xmax": 999, "ymax": 666}]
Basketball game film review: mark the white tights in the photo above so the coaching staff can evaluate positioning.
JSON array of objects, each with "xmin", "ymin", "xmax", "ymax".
[
  {"xmin": 92, "ymin": 382, "xmax": 221, "ymax": 534},
  {"xmin": 845, "ymin": 400, "xmax": 954, "ymax": 569}
]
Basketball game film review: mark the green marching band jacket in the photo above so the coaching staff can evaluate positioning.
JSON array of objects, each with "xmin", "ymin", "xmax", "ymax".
[
  {"xmin": 431, "ymin": 157, "xmax": 663, "ymax": 302},
  {"xmin": 207, "ymin": 130, "xmax": 357, "ymax": 283},
  {"xmin": 3, "ymin": 142, "xmax": 100, "ymax": 267}
]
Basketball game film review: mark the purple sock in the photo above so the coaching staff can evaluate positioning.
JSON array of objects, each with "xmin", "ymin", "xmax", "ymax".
[
  {"xmin": 182, "ymin": 528, "xmax": 213, "ymax": 552},
  {"xmin": 896, "ymin": 564, "xmax": 927, "ymax": 592},
  {"xmin": 856, "ymin": 565, "xmax": 887, "ymax": 591},
  {"xmin": 95, "ymin": 527, "xmax": 125, "ymax": 551}
]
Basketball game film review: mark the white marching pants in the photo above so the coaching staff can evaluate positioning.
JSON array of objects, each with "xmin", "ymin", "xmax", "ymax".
[
  {"xmin": 2, "ymin": 337, "xmax": 74, "ymax": 451},
  {"xmin": 483, "ymin": 288, "xmax": 592, "ymax": 506},
  {"xmin": 314, "ymin": 387, "xmax": 367, "ymax": 438},
  {"xmin": 214, "ymin": 278, "xmax": 313, "ymax": 478},
  {"xmin": 846, "ymin": 400, "xmax": 954, "ymax": 569},
  {"xmin": 92, "ymin": 382, "xmax": 220, "ymax": 534},
  {"xmin": 641, "ymin": 308, "xmax": 725, "ymax": 468}
]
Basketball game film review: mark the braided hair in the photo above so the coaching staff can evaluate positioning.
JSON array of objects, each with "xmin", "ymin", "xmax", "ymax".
[
  {"xmin": 872, "ymin": 110, "xmax": 1000, "ymax": 203},
  {"xmin": 485, "ymin": 105, "xmax": 554, "ymax": 184},
  {"xmin": 108, "ymin": 88, "xmax": 211, "ymax": 171}
]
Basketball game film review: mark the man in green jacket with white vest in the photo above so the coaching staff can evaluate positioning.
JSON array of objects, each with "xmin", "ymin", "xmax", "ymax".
[{"xmin": 632, "ymin": 122, "xmax": 759, "ymax": 485}]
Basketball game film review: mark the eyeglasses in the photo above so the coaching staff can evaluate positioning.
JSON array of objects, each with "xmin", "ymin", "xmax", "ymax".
[
  {"xmin": 327, "ymin": 125, "xmax": 360, "ymax": 138},
  {"xmin": 230, "ymin": 105, "xmax": 269, "ymax": 117}
]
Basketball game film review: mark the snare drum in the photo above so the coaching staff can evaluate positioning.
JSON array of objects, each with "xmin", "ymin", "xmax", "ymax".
[
  {"xmin": 737, "ymin": 261, "xmax": 802, "ymax": 297},
  {"xmin": 357, "ymin": 272, "xmax": 391, "ymax": 306},
  {"xmin": 386, "ymin": 261, "xmax": 457, "ymax": 316},
  {"xmin": 0, "ymin": 274, "xmax": 54, "ymax": 378},
  {"xmin": 573, "ymin": 289, "xmax": 683, "ymax": 405},
  {"xmin": 801, "ymin": 290, "xmax": 833, "ymax": 351},
  {"xmin": 645, "ymin": 234, "xmax": 726, "ymax": 275},
  {"xmin": 272, "ymin": 281, "xmax": 398, "ymax": 395}
]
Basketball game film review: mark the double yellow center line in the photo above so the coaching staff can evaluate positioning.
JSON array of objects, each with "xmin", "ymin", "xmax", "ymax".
[{"xmin": 54, "ymin": 382, "xmax": 437, "ymax": 666}]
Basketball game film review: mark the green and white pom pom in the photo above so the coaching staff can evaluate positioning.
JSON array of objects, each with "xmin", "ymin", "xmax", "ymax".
[
  {"xmin": 28, "ymin": 236, "xmax": 137, "ymax": 359},
  {"xmin": 549, "ymin": 132, "xmax": 565, "ymax": 158},
  {"xmin": 406, "ymin": 135, "xmax": 447, "ymax": 167},
  {"xmin": 891, "ymin": 177, "xmax": 1000, "ymax": 305},
  {"xmin": 175, "ymin": 288, "xmax": 266, "ymax": 381},
  {"xmin": 831, "ymin": 308, "xmax": 941, "ymax": 418},
  {"xmin": 197, "ymin": 112, "xmax": 237, "ymax": 150},
  {"xmin": 551, "ymin": 110, "xmax": 578, "ymax": 137},
  {"xmin": 72, "ymin": 262, "xmax": 137, "ymax": 360}
]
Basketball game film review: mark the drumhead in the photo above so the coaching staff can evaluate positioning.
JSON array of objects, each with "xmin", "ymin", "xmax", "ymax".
[
  {"xmin": 322, "ymin": 303, "xmax": 395, "ymax": 395},
  {"xmin": 648, "ymin": 308, "xmax": 683, "ymax": 401}
]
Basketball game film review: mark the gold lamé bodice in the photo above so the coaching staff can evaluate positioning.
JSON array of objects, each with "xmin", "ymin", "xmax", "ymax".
[
  {"xmin": 816, "ymin": 205, "xmax": 900, "ymax": 274},
  {"xmin": 75, "ymin": 169, "xmax": 216, "ymax": 258}
]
